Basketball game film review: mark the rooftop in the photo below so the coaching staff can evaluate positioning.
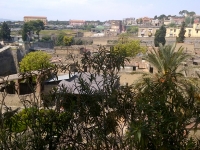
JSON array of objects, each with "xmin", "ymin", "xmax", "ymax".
[{"xmin": 24, "ymin": 16, "xmax": 47, "ymax": 19}]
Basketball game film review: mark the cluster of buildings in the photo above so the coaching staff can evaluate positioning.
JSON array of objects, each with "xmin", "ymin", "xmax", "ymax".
[{"xmin": 3, "ymin": 14, "xmax": 200, "ymax": 38}]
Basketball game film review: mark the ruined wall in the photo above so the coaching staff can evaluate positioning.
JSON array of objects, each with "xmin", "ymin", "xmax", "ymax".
[{"xmin": 0, "ymin": 46, "xmax": 25, "ymax": 76}]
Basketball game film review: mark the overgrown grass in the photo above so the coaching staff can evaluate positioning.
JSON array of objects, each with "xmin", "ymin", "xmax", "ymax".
[{"xmin": 40, "ymin": 29, "xmax": 83, "ymax": 36}]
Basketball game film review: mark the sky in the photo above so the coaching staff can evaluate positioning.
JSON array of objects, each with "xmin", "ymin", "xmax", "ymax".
[{"xmin": 1, "ymin": 0, "xmax": 200, "ymax": 21}]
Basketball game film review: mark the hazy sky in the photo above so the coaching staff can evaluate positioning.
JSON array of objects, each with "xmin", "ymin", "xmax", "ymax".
[{"xmin": 1, "ymin": 0, "xmax": 200, "ymax": 21}]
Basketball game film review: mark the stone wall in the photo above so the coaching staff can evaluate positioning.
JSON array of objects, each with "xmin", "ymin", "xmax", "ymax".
[
  {"xmin": 30, "ymin": 41, "xmax": 54, "ymax": 49},
  {"xmin": 0, "ymin": 93, "xmax": 40, "ymax": 107},
  {"xmin": 0, "ymin": 46, "xmax": 25, "ymax": 76}
]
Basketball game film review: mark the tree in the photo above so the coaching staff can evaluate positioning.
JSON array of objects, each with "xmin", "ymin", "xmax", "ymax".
[
  {"xmin": 179, "ymin": 10, "xmax": 189, "ymax": 16},
  {"xmin": 154, "ymin": 25, "xmax": 166, "ymax": 47},
  {"xmin": 185, "ymin": 16, "xmax": 194, "ymax": 25},
  {"xmin": 30, "ymin": 20, "xmax": 45, "ymax": 39},
  {"xmin": 136, "ymin": 18, "xmax": 143, "ymax": 24},
  {"xmin": 83, "ymin": 25, "xmax": 95, "ymax": 31},
  {"xmin": 40, "ymin": 36, "xmax": 52, "ymax": 42},
  {"xmin": 1, "ymin": 45, "xmax": 200, "ymax": 149},
  {"xmin": 21, "ymin": 20, "xmax": 44, "ymax": 41},
  {"xmin": 0, "ymin": 22, "xmax": 11, "ymax": 41},
  {"xmin": 158, "ymin": 14, "xmax": 166, "ymax": 20},
  {"xmin": 129, "ymin": 44, "xmax": 200, "ymax": 149},
  {"xmin": 114, "ymin": 37, "xmax": 146, "ymax": 57},
  {"xmin": 126, "ymin": 26, "xmax": 138, "ymax": 35},
  {"xmin": 168, "ymin": 23, "xmax": 176, "ymax": 27},
  {"xmin": 19, "ymin": 51, "xmax": 52, "ymax": 72},
  {"xmin": 188, "ymin": 11, "xmax": 196, "ymax": 16},
  {"xmin": 63, "ymin": 36, "xmax": 73, "ymax": 46},
  {"xmin": 177, "ymin": 21, "xmax": 186, "ymax": 43},
  {"xmin": 22, "ymin": 22, "xmax": 32, "ymax": 41}
]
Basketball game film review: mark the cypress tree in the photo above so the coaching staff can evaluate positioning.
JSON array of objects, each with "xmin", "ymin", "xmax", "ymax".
[
  {"xmin": 177, "ymin": 21, "xmax": 186, "ymax": 43},
  {"xmin": 154, "ymin": 25, "xmax": 166, "ymax": 47}
]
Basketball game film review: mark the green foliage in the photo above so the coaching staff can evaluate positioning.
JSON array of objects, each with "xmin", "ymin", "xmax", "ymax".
[
  {"xmin": 40, "ymin": 36, "xmax": 52, "ymax": 42},
  {"xmin": 154, "ymin": 25, "xmax": 166, "ymax": 47},
  {"xmin": 179, "ymin": 10, "xmax": 196, "ymax": 16},
  {"xmin": 114, "ymin": 40, "xmax": 146, "ymax": 57},
  {"xmin": 158, "ymin": 14, "xmax": 166, "ymax": 20},
  {"xmin": 73, "ymin": 38, "xmax": 93, "ymax": 45},
  {"xmin": 3, "ymin": 107, "xmax": 72, "ymax": 149},
  {"xmin": 19, "ymin": 51, "xmax": 52, "ymax": 72},
  {"xmin": 0, "ymin": 22, "xmax": 11, "ymax": 41},
  {"xmin": 55, "ymin": 33, "xmax": 65, "ymax": 46},
  {"xmin": 177, "ymin": 21, "xmax": 186, "ymax": 43},
  {"xmin": 22, "ymin": 22, "xmax": 31, "ymax": 41},
  {"xmin": 146, "ymin": 44, "xmax": 190, "ymax": 77},
  {"xmin": 22, "ymin": 20, "xmax": 44, "ymax": 41},
  {"xmin": 179, "ymin": 10, "xmax": 189, "ymax": 16},
  {"xmin": 63, "ymin": 36, "xmax": 73, "ymax": 46},
  {"xmin": 114, "ymin": 36, "xmax": 146, "ymax": 57},
  {"xmin": 129, "ymin": 44, "xmax": 200, "ymax": 149},
  {"xmin": 73, "ymin": 38, "xmax": 83, "ymax": 45},
  {"xmin": 185, "ymin": 16, "xmax": 194, "ymax": 26},
  {"xmin": 1, "ymin": 45, "xmax": 200, "ymax": 149},
  {"xmin": 83, "ymin": 25, "xmax": 95, "ymax": 31},
  {"xmin": 126, "ymin": 26, "xmax": 138, "ymax": 34},
  {"xmin": 168, "ymin": 23, "xmax": 177, "ymax": 28},
  {"xmin": 55, "ymin": 33, "xmax": 74, "ymax": 46}
]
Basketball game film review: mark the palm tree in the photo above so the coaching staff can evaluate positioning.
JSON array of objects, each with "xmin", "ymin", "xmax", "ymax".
[
  {"xmin": 128, "ymin": 44, "xmax": 200, "ymax": 149},
  {"xmin": 135, "ymin": 44, "xmax": 196, "ymax": 91}
]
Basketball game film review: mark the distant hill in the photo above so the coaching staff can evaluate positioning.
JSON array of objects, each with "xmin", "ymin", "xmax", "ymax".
[{"xmin": 0, "ymin": 18, "xmax": 15, "ymax": 22}]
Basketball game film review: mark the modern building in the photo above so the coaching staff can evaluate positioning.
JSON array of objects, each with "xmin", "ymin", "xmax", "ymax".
[
  {"xmin": 166, "ymin": 23, "xmax": 200, "ymax": 37},
  {"xmin": 24, "ymin": 16, "xmax": 47, "ymax": 25},
  {"xmin": 138, "ymin": 27, "xmax": 159, "ymax": 37},
  {"xmin": 138, "ymin": 22, "xmax": 200, "ymax": 38}
]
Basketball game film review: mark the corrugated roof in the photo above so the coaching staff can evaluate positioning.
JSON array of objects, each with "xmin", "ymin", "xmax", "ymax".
[
  {"xmin": 57, "ymin": 72, "xmax": 118, "ymax": 94},
  {"xmin": 45, "ymin": 73, "xmax": 77, "ymax": 83}
]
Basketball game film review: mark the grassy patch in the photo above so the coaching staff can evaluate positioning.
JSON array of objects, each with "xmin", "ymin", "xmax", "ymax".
[{"xmin": 40, "ymin": 29, "xmax": 83, "ymax": 36}]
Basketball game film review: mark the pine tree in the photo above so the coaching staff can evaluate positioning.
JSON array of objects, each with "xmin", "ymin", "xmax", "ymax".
[
  {"xmin": 177, "ymin": 22, "xmax": 186, "ymax": 43},
  {"xmin": 0, "ymin": 22, "xmax": 11, "ymax": 41}
]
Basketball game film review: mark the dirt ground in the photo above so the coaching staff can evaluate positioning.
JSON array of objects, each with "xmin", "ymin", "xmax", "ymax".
[{"xmin": 119, "ymin": 73, "xmax": 143, "ymax": 86}]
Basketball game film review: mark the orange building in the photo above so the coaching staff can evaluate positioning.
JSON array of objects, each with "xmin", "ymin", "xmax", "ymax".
[{"xmin": 24, "ymin": 16, "xmax": 47, "ymax": 25}]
